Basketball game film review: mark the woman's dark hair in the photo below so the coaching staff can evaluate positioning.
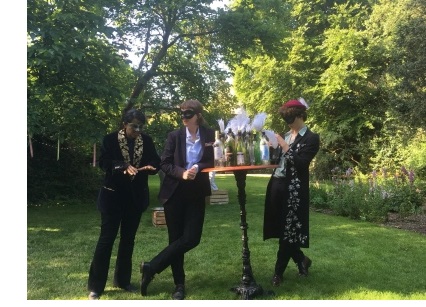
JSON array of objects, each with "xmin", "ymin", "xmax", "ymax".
[
  {"xmin": 180, "ymin": 99, "xmax": 206, "ymax": 125},
  {"xmin": 279, "ymin": 106, "xmax": 307, "ymax": 121},
  {"xmin": 122, "ymin": 108, "xmax": 146, "ymax": 125}
]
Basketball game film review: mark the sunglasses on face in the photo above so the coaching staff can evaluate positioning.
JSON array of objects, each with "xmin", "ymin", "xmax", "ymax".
[
  {"xmin": 180, "ymin": 109, "xmax": 196, "ymax": 120},
  {"xmin": 283, "ymin": 115, "xmax": 296, "ymax": 125},
  {"xmin": 127, "ymin": 123, "xmax": 143, "ymax": 131}
]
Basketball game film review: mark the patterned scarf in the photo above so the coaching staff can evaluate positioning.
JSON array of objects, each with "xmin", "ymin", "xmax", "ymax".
[
  {"xmin": 282, "ymin": 144, "xmax": 308, "ymax": 245},
  {"xmin": 118, "ymin": 129, "xmax": 143, "ymax": 180}
]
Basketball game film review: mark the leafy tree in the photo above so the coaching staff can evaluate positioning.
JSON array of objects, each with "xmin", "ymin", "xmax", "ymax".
[
  {"xmin": 27, "ymin": 0, "xmax": 134, "ymax": 146},
  {"xmin": 229, "ymin": 0, "xmax": 426, "ymax": 178},
  {"xmin": 108, "ymin": 0, "xmax": 232, "ymax": 115},
  {"xmin": 375, "ymin": 0, "xmax": 426, "ymax": 128},
  {"xmin": 27, "ymin": 0, "xmax": 135, "ymax": 203}
]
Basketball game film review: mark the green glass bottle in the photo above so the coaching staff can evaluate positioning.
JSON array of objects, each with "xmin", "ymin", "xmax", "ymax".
[{"xmin": 253, "ymin": 131, "xmax": 262, "ymax": 165}]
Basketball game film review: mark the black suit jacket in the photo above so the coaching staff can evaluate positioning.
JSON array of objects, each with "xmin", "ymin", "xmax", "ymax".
[
  {"xmin": 158, "ymin": 125, "xmax": 215, "ymax": 205},
  {"xmin": 97, "ymin": 131, "xmax": 160, "ymax": 213}
]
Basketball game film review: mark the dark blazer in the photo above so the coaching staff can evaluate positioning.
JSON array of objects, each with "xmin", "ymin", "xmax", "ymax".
[
  {"xmin": 158, "ymin": 125, "xmax": 215, "ymax": 205},
  {"xmin": 97, "ymin": 131, "xmax": 160, "ymax": 213},
  {"xmin": 263, "ymin": 128, "xmax": 319, "ymax": 247}
]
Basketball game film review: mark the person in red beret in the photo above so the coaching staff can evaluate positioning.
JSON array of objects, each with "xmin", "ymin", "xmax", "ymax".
[{"xmin": 263, "ymin": 98, "xmax": 320, "ymax": 286}]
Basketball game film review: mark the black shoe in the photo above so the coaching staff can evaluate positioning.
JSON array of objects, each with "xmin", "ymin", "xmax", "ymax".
[
  {"xmin": 271, "ymin": 274, "xmax": 283, "ymax": 286},
  {"xmin": 140, "ymin": 262, "xmax": 154, "ymax": 296},
  {"xmin": 88, "ymin": 292, "xmax": 100, "ymax": 300},
  {"xmin": 297, "ymin": 256, "xmax": 312, "ymax": 276},
  {"xmin": 172, "ymin": 284, "xmax": 185, "ymax": 300}
]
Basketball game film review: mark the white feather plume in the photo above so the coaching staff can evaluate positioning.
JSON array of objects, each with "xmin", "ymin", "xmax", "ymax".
[
  {"xmin": 251, "ymin": 113, "xmax": 267, "ymax": 132},
  {"xmin": 217, "ymin": 119, "xmax": 225, "ymax": 133},
  {"xmin": 225, "ymin": 118, "xmax": 238, "ymax": 134},
  {"xmin": 233, "ymin": 108, "xmax": 251, "ymax": 132},
  {"xmin": 298, "ymin": 97, "xmax": 309, "ymax": 109},
  {"xmin": 245, "ymin": 123, "xmax": 252, "ymax": 133},
  {"xmin": 263, "ymin": 129, "xmax": 278, "ymax": 149}
]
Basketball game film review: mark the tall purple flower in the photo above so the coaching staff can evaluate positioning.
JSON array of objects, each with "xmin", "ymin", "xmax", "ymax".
[{"xmin": 408, "ymin": 170, "xmax": 415, "ymax": 186}]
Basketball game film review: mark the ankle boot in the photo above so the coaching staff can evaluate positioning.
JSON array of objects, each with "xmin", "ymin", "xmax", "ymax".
[{"xmin": 297, "ymin": 256, "xmax": 312, "ymax": 276}]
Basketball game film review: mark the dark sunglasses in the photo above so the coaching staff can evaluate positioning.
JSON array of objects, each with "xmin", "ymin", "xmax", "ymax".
[
  {"xmin": 127, "ymin": 123, "xmax": 143, "ymax": 131},
  {"xmin": 180, "ymin": 109, "xmax": 196, "ymax": 119}
]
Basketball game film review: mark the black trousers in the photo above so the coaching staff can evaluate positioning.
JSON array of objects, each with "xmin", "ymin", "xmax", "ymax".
[
  {"xmin": 149, "ymin": 182, "xmax": 206, "ymax": 285},
  {"xmin": 88, "ymin": 198, "xmax": 142, "ymax": 294},
  {"xmin": 270, "ymin": 177, "xmax": 305, "ymax": 276},
  {"xmin": 274, "ymin": 239, "xmax": 305, "ymax": 276}
]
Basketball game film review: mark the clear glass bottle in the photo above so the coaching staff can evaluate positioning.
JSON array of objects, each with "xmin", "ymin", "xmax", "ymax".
[
  {"xmin": 236, "ymin": 130, "xmax": 245, "ymax": 166},
  {"xmin": 247, "ymin": 131, "xmax": 255, "ymax": 165},
  {"xmin": 224, "ymin": 129, "xmax": 236, "ymax": 166},
  {"xmin": 260, "ymin": 131, "xmax": 270, "ymax": 165},
  {"xmin": 213, "ymin": 130, "xmax": 224, "ymax": 167}
]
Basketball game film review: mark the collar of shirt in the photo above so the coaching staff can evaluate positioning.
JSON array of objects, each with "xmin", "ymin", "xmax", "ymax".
[
  {"xmin": 274, "ymin": 126, "xmax": 308, "ymax": 178},
  {"xmin": 185, "ymin": 127, "xmax": 202, "ymax": 169},
  {"xmin": 284, "ymin": 126, "xmax": 308, "ymax": 142},
  {"xmin": 185, "ymin": 127, "xmax": 200, "ymax": 142}
]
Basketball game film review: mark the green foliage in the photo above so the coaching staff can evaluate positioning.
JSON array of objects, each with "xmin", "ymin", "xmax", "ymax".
[
  {"xmin": 385, "ymin": 0, "xmax": 426, "ymax": 128},
  {"xmin": 380, "ymin": 180, "xmax": 425, "ymax": 217},
  {"xmin": 27, "ymin": 0, "xmax": 134, "ymax": 144},
  {"xmin": 309, "ymin": 181, "xmax": 330, "ymax": 209},
  {"xmin": 403, "ymin": 129, "xmax": 426, "ymax": 178},
  {"xmin": 27, "ymin": 0, "xmax": 426, "ymax": 204},
  {"xmin": 230, "ymin": 0, "xmax": 425, "ymax": 180},
  {"xmin": 114, "ymin": 0, "xmax": 232, "ymax": 109},
  {"xmin": 315, "ymin": 166, "xmax": 425, "ymax": 223},
  {"xmin": 328, "ymin": 179, "xmax": 363, "ymax": 220},
  {"xmin": 27, "ymin": 136, "xmax": 102, "ymax": 204}
]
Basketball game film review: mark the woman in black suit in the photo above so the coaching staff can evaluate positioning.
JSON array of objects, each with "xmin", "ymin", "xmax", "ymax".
[
  {"xmin": 87, "ymin": 109, "xmax": 160, "ymax": 300},
  {"xmin": 140, "ymin": 99, "xmax": 215, "ymax": 300},
  {"xmin": 263, "ymin": 99, "xmax": 320, "ymax": 286}
]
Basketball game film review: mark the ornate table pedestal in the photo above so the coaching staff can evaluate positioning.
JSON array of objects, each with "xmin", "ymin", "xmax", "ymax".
[{"xmin": 203, "ymin": 165, "xmax": 278, "ymax": 300}]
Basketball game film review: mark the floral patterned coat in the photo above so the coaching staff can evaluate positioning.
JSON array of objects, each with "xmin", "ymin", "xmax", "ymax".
[{"xmin": 263, "ymin": 128, "xmax": 319, "ymax": 248}]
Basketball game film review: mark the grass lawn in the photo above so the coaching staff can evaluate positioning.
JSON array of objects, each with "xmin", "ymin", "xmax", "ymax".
[{"xmin": 27, "ymin": 174, "xmax": 426, "ymax": 300}]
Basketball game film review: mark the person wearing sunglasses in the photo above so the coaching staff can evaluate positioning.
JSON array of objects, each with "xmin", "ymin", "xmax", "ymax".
[
  {"xmin": 140, "ymin": 99, "xmax": 215, "ymax": 300},
  {"xmin": 263, "ymin": 99, "xmax": 319, "ymax": 287},
  {"xmin": 87, "ymin": 108, "xmax": 161, "ymax": 300}
]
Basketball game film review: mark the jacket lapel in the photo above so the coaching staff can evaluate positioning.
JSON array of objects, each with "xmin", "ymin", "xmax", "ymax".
[
  {"xmin": 291, "ymin": 128, "xmax": 310, "ymax": 149},
  {"xmin": 179, "ymin": 127, "xmax": 187, "ymax": 166},
  {"xmin": 199, "ymin": 126, "xmax": 205, "ymax": 157}
]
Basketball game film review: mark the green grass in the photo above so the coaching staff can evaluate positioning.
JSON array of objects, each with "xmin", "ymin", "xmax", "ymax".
[{"xmin": 27, "ymin": 174, "xmax": 426, "ymax": 300}]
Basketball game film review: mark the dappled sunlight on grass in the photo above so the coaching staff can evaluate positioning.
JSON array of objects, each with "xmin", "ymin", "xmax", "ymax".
[
  {"xmin": 211, "ymin": 223, "xmax": 233, "ymax": 228},
  {"xmin": 46, "ymin": 259, "xmax": 71, "ymax": 268},
  {"xmin": 334, "ymin": 288, "xmax": 425, "ymax": 300},
  {"xmin": 28, "ymin": 227, "xmax": 61, "ymax": 232}
]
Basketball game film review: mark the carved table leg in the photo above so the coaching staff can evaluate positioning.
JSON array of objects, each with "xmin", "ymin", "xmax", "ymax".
[{"xmin": 230, "ymin": 170, "xmax": 264, "ymax": 300}]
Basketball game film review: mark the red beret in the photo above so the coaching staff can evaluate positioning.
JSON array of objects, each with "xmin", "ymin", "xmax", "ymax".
[{"xmin": 282, "ymin": 99, "xmax": 306, "ymax": 109}]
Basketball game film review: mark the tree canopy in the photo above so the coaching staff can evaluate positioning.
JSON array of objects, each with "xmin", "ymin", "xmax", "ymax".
[
  {"xmin": 228, "ymin": 0, "xmax": 426, "ymax": 176},
  {"xmin": 27, "ymin": 0, "xmax": 426, "ymax": 202}
]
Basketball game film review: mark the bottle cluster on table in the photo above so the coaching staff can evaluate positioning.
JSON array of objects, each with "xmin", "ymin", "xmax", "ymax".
[{"xmin": 214, "ymin": 129, "xmax": 272, "ymax": 167}]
